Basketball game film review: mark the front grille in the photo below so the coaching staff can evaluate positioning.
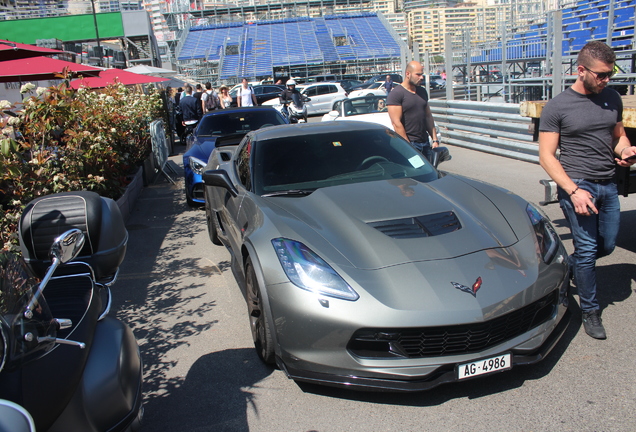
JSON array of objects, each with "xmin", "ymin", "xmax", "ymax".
[
  {"xmin": 368, "ymin": 211, "xmax": 461, "ymax": 239},
  {"xmin": 348, "ymin": 290, "xmax": 557, "ymax": 359}
]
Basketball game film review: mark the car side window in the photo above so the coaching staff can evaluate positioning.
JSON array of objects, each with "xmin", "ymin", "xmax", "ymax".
[
  {"xmin": 236, "ymin": 138, "xmax": 252, "ymax": 190},
  {"xmin": 327, "ymin": 85, "xmax": 337, "ymax": 94},
  {"xmin": 253, "ymin": 87, "xmax": 264, "ymax": 95},
  {"xmin": 315, "ymin": 85, "xmax": 328, "ymax": 96},
  {"xmin": 305, "ymin": 87, "xmax": 318, "ymax": 97},
  {"xmin": 332, "ymin": 100, "xmax": 342, "ymax": 112}
]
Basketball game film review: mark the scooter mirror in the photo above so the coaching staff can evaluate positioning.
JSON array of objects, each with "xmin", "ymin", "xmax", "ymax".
[
  {"xmin": 50, "ymin": 229, "xmax": 85, "ymax": 265},
  {"xmin": 0, "ymin": 400, "xmax": 36, "ymax": 432}
]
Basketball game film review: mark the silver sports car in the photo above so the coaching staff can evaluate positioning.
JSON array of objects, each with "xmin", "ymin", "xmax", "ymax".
[{"xmin": 202, "ymin": 121, "xmax": 571, "ymax": 391}]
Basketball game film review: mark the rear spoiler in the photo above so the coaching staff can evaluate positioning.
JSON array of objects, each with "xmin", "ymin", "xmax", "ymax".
[{"xmin": 215, "ymin": 132, "xmax": 247, "ymax": 148}]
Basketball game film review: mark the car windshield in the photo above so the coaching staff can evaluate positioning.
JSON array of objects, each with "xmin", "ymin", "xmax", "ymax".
[
  {"xmin": 342, "ymin": 96, "xmax": 387, "ymax": 116},
  {"xmin": 197, "ymin": 111, "xmax": 285, "ymax": 136},
  {"xmin": 253, "ymin": 128, "xmax": 437, "ymax": 195}
]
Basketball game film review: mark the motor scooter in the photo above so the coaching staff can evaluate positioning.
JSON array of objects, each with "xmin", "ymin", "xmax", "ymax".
[
  {"xmin": 275, "ymin": 93, "xmax": 310, "ymax": 123},
  {"xmin": 0, "ymin": 190, "xmax": 143, "ymax": 432}
]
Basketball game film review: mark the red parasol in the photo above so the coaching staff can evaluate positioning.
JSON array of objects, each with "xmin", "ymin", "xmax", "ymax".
[
  {"xmin": 69, "ymin": 68, "xmax": 170, "ymax": 89},
  {"xmin": 0, "ymin": 39, "xmax": 66, "ymax": 61},
  {"xmin": 0, "ymin": 56, "xmax": 102, "ymax": 83}
]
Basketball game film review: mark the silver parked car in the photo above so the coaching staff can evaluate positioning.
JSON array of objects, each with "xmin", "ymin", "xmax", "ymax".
[{"xmin": 202, "ymin": 121, "xmax": 571, "ymax": 391}]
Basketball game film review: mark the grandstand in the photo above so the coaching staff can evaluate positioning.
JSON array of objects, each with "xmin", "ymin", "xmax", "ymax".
[
  {"xmin": 175, "ymin": 12, "xmax": 407, "ymax": 83},
  {"xmin": 464, "ymin": 0, "xmax": 634, "ymax": 64}
]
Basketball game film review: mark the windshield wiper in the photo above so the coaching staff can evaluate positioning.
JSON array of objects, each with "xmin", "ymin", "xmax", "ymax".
[{"xmin": 262, "ymin": 189, "xmax": 315, "ymax": 197}]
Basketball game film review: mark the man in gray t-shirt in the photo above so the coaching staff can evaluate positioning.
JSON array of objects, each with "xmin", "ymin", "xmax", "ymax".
[
  {"xmin": 387, "ymin": 61, "xmax": 439, "ymax": 161},
  {"xmin": 539, "ymin": 41, "xmax": 635, "ymax": 339}
]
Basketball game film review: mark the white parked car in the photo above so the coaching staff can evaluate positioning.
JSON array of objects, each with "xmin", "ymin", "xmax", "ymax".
[
  {"xmin": 299, "ymin": 82, "xmax": 348, "ymax": 115},
  {"xmin": 321, "ymin": 95, "xmax": 442, "ymax": 141},
  {"xmin": 347, "ymin": 81, "xmax": 389, "ymax": 98}
]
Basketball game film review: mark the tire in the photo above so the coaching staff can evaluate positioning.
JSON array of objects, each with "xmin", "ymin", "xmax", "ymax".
[
  {"xmin": 246, "ymin": 257, "xmax": 275, "ymax": 364},
  {"xmin": 205, "ymin": 199, "xmax": 222, "ymax": 245}
]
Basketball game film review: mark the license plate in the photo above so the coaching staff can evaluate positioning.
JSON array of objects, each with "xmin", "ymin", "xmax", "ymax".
[{"xmin": 457, "ymin": 353, "xmax": 511, "ymax": 380}]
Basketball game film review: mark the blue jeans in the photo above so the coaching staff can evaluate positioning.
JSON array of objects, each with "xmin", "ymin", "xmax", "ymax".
[
  {"xmin": 558, "ymin": 179, "xmax": 620, "ymax": 312},
  {"xmin": 411, "ymin": 141, "xmax": 432, "ymax": 162}
]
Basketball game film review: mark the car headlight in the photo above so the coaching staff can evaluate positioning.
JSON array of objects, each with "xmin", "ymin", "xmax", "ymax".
[
  {"xmin": 526, "ymin": 203, "xmax": 560, "ymax": 263},
  {"xmin": 272, "ymin": 238, "xmax": 359, "ymax": 301},
  {"xmin": 189, "ymin": 157, "xmax": 207, "ymax": 175}
]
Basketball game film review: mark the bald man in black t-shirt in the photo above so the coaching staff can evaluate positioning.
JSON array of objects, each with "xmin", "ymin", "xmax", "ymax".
[{"xmin": 387, "ymin": 61, "xmax": 439, "ymax": 161}]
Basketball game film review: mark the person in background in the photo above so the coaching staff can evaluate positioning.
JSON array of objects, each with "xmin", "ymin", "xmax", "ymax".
[
  {"xmin": 539, "ymin": 41, "xmax": 636, "ymax": 340},
  {"xmin": 174, "ymin": 87, "xmax": 184, "ymax": 139},
  {"xmin": 201, "ymin": 82, "xmax": 220, "ymax": 113},
  {"xmin": 237, "ymin": 78, "xmax": 257, "ymax": 107},
  {"xmin": 218, "ymin": 85, "xmax": 233, "ymax": 109},
  {"xmin": 387, "ymin": 61, "xmax": 439, "ymax": 162},
  {"xmin": 164, "ymin": 86, "xmax": 175, "ymax": 135},
  {"xmin": 178, "ymin": 85, "xmax": 200, "ymax": 142},
  {"xmin": 193, "ymin": 84, "xmax": 204, "ymax": 118},
  {"xmin": 381, "ymin": 75, "xmax": 394, "ymax": 93}
]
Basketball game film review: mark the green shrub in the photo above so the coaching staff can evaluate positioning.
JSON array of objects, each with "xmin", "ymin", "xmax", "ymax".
[{"xmin": 1, "ymin": 76, "xmax": 164, "ymax": 252}]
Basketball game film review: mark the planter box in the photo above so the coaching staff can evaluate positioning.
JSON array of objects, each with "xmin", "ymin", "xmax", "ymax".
[{"xmin": 116, "ymin": 168, "xmax": 143, "ymax": 223}]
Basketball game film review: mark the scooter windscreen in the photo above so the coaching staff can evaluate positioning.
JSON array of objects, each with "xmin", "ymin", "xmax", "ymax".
[{"xmin": 0, "ymin": 252, "xmax": 56, "ymax": 370}]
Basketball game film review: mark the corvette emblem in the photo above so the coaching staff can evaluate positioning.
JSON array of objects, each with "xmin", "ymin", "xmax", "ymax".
[{"xmin": 452, "ymin": 277, "xmax": 482, "ymax": 297}]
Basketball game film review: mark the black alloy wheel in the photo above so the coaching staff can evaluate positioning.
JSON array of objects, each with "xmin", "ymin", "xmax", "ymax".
[
  {"xmin": 245, "ymin": 257, "xmax": 275, "ymax": 364},
  {"xmin": 205, "ymin": 195, "xmax": 222, "ymax": 245}
]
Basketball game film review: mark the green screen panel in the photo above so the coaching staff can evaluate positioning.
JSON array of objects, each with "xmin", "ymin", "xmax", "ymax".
[{"xmin": 0, "ymin": 12, "xmax": 124, "ymax": 44}]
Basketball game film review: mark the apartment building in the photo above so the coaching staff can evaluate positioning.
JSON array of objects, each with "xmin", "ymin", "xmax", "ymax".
[{"xmin": 408, "ymin": 3, "xmax": 511, "ymax": 55}]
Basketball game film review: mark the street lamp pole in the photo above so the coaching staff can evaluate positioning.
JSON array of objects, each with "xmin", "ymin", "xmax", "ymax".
[{"xmin": 90, "ymin": 0, "xmax": 103, "ymax": 67}]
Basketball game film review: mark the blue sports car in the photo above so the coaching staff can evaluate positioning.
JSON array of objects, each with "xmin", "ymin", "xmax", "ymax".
[{"xmin": 183, "ymin": 107, "xmax": 288, "ymax": 206}]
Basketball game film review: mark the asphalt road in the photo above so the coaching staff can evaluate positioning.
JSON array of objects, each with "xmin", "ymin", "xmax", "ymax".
[{"xmin": 114, "ymin": 126, "xmax": 636, "ymax": 432}]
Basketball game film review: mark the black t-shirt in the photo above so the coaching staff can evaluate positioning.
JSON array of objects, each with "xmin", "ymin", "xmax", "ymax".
[
  {"xmin": 539, "ymin": 87, "xmax": 623, "ymax": 179},
  {"xmin": 386, "ymin": 84, "xmax": 430, "ymax": 143}
]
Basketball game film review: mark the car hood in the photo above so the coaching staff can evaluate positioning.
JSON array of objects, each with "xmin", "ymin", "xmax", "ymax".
[
  {"xmin": 185, "ymin": 137, "xmax": 217, "ymax": 161},
  {"xmin": 266, "ymin": 174, "xmax": 529, "ymax": 270},
  {"xmin": 337, "ymin": 114, "xmax": 393, "ymax": 130}
]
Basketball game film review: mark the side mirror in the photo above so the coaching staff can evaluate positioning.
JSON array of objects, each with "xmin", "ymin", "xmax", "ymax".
[
  {"xmin": 202, "ymin": 170, "xmax": 239, "ymax": 198},
  {"xmin": 303, "ymin": 96, "xmax": 311, "ymax": 102},
  {"xmin": 26, "ymin": 229, "xmax": 85, "ymax": 312},
  {"xmin": 327, "ymin": 110, "xmax": 339, "ymax": 119},
  {"xmin": 430, "ymin": 146, "xmax": 452, "ymax": 168},
  {"xmin": 0, "ymin": 400, "xmax": 36, "ymax": 432},
  {"xmin": 50, "ymin": 229, "xmax": 85, "ymax": 265}
]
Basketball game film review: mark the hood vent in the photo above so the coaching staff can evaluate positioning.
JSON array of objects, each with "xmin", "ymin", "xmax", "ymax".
[{"xmin": 368, "ymin": 211, "xmax": 461, "ymax": 239}]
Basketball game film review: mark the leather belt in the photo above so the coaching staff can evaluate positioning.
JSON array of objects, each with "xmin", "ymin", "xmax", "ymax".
[{"xmin": 582, "ymin": 178, "xmax": 614, "ymax": 183}]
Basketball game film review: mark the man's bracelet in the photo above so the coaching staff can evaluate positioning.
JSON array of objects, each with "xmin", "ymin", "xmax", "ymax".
[
  {"xmin": 620, "ymin": 146, "xmax": 634, "ymax": 156},
  {"xmin": 569, "ymin": 187, "xmax": 579, "ymax": 196}
]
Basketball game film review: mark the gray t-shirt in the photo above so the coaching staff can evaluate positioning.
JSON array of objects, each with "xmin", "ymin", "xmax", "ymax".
[
  {"xmin": 387, "ymin": 84, "xmax": 430, "ymax": 143},
  {"xmin": 539, "ymin": 87, "xmax": 623, "ymax": 179}
]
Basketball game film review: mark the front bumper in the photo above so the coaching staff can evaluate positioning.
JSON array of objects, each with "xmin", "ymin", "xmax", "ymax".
[
  {"xmin": 184, "ymin": 168, "xmax": 205, "ymax": 204},
  {"xmin": 277, "ymin": 306, "xmax": 571, "ymax": 392}
]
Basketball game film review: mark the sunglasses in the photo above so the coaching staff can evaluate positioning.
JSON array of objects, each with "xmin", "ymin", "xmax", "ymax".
[{"xmin": 582, "ymin": 65, "xmax": 615, "ymax": 80}]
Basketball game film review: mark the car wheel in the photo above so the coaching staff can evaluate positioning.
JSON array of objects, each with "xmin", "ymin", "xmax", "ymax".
[
  {"xmin": 205, "ymin": 200, "xmax": 222, "ymax": 245},
  {"xmin": 246, "ymin": 257, "xmax": 275, "ymax": 364}
]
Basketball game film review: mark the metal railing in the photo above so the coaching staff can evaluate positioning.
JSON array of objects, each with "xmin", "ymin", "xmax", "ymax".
[{"xmin": 429, "ymin": 99, "xmax": 538, "ymax": 163}]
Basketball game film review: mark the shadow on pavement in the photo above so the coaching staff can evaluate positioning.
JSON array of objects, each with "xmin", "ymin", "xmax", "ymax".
[
  {"xmin": 141, "ymin": 348, "xmax": 274, "ymax": 431},
  {"xmin": 110, "ymin": 146, "xmax": 249, "ymax": 429}
]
